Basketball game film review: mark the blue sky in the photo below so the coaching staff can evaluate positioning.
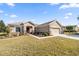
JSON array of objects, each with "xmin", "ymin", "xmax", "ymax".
[{"xmin": 0, "ymin": 3, "xmax": 79, "ymax": 26}]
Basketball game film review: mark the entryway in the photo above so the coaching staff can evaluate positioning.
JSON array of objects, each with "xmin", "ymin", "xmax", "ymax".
[{"xmin": 26, "ymin": 26, "xmax": 32, "ymax": 33}]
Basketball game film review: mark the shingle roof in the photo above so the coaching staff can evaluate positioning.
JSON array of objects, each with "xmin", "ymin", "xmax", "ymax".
[
  {"xmin": 8, "ymin": 20, "xmax": 62, "ymax": 27},
  {"xmin": 8, "ymin": 22, "xmax": 23, "ymax": 26},
  {"xmin": 8, "ymin": 21, "xmax": 36, "ymax": 27},
  {"xmin": 25, "ymin": 21, "xmax": 36, "ymax": 26},
  {"xmin": 37, "ymin": 20, "xmax": 62, "ymax": 27}
]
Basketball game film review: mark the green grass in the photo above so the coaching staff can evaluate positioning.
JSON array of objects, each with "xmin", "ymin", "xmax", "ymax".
[
  {"xmin": 64, "ymin": 32, "xmax": 76, "ymax": 35},
  {"xmin": 0, "ymin": 35, "xmax": 78, "ymax": 56},
  {"xmin": 0, "ymin": 32, "xmax": 7, "ymax": 35}
]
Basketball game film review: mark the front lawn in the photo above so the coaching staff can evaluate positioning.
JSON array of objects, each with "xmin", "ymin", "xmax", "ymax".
[
  {"xmin": 0, "ymin": 35, "xmax": 78, "ymax": 56},
  {"xmin": 64, "ymin": 32, "xmax": 76, "ymax": 35}
]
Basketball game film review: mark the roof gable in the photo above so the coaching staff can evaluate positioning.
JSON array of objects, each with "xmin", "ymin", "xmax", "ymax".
[
  {"xmin": 24, "ymin": 21, "xmax": 36, "ymax": 26},
  {"xmin": 49, "ymin": 21, "xmax": 62, "ymax": 28},
  {"xmin": 37, "ymin": 20, "xmax": 62, "ymax": 27},
  {"xmin": 53, "ymin": 20, "xmax": 62, "ymax": 27}
]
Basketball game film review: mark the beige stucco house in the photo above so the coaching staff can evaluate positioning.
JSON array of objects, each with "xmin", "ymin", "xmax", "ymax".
[{"xmin": 8, "ymin": 20, "xmax": 63, "ymax": 36}]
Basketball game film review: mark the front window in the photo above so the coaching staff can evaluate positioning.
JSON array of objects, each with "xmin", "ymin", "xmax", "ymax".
[{"xmin": 16, "ymin": 27, "xmax": 20, "ymax": 32}]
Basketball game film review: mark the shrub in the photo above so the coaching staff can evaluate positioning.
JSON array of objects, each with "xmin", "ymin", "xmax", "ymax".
[
  {"xmin": 42, "ymin": 32, "xmax": 49, "ymax": 36},
  {"xmin": 9, "ymin": 32, "xmax": 19, "ymax": 37},
  {"xmin": 0, "ymin": 36, "xmax": 5, "ymax": 39}
]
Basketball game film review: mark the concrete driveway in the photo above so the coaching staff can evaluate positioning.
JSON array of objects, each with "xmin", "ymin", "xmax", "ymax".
[
  {"xmin": 67, "ymin": 35, "xmax": 79, "ymax": 38},
  {"xmin": 58, "ymin": 34, "xmax": 79, "ymax": 40}
]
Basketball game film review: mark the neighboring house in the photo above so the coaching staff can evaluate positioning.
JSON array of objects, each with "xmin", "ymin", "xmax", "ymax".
[
  {"xmin": 63, "ymin": 25, "xmax": 79, "ymax": 32},
  {"xmin": 8, "ymin": 20, "xmax": 63, "ymax": 36}
]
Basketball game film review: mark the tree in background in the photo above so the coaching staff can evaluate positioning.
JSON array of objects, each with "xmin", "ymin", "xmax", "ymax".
[
  {"xmin": 77, "ymin": 16, "xmax": 79, "ymax": 21},
  {"xmin": 66, "ymin": 26, "xmax": 74, "ymax": 32},
  {"xmin": 0, "ymin": 20, "xmax": 10, "ymax": 33},
  {"xmin": 0, "ymin": 20, "xmax": 6, "ymax": 32}
]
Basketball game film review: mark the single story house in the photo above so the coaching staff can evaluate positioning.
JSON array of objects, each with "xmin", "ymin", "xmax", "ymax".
[{"xmin": 8, "ymin": 20, "xmax": 64, "ymax": 36}]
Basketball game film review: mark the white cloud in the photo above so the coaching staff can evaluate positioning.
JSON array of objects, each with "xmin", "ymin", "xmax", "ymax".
[
  {"xmin": 64, "ymin": 16, "xmax": 69, "ymax": 19},
  {"xmin": 6, "ymin": 3, "xmax": 15, "ymax": 7},
  {"xmin": 66, "ymin": 12, "xmax": 72, "ymax": 16},
  {"xmin": 10, "ymin": 14, "xmax": 18, "ymax": 18},
  {"xmin": 59, "ymin": 3, "xmax": 79, "ymax": 9},
  {"xmin": 0, "ymin": 10, "xmax": 4, "ymax": 13},
  {"xmin": 64, "ymin": 12, "xmax": 73, "ymax": 19},
  {"xmin": 8, "ymin": 20, "xmax": 15, "ymax": 23}
]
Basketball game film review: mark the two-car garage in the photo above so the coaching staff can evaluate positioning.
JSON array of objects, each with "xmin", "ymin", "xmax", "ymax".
[
  {"xmin": 50, "ymin": 28, "xmax": 60, "ymax": 36},
  {"xmin": 49, "ymin": 20, "xmax": 63, "ymax": 36}
]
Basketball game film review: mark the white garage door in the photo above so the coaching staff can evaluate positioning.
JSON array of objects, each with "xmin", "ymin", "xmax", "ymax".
[{"xmin": 50, "ymin": 28, "xmax": 60, "ymax": 35}]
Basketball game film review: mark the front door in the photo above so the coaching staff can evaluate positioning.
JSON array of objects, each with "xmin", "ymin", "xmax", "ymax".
[
  {"xmin": 26, "ymin": 27, "xmax": 30, "ymax": 33},
  {"xmin": 26, "ymin": 26, "xmax": 32, "ymax": 33}
]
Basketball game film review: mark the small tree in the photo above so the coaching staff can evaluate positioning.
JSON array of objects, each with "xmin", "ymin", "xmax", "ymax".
[{"xmin": 5, "ymin": 26, "xmax": 10, "ymax": 34}]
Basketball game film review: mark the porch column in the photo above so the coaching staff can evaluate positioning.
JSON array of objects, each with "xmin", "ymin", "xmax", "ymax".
[
  {"xmin": 24, "ymin": 26, "xmax": 26, "ymax": 34},
  {"xmin": 20, "ymin": 26, "xmax": 22, "ymax": 33}
]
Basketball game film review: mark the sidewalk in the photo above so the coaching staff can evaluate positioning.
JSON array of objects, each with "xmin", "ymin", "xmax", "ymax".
[
  {"xmin": 28, "ymin": 34, "xmax": 79, "ymax": 40},
  {"xmin": 58, "ymin": 34, "xmax": 79, "ymax": 40}
]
